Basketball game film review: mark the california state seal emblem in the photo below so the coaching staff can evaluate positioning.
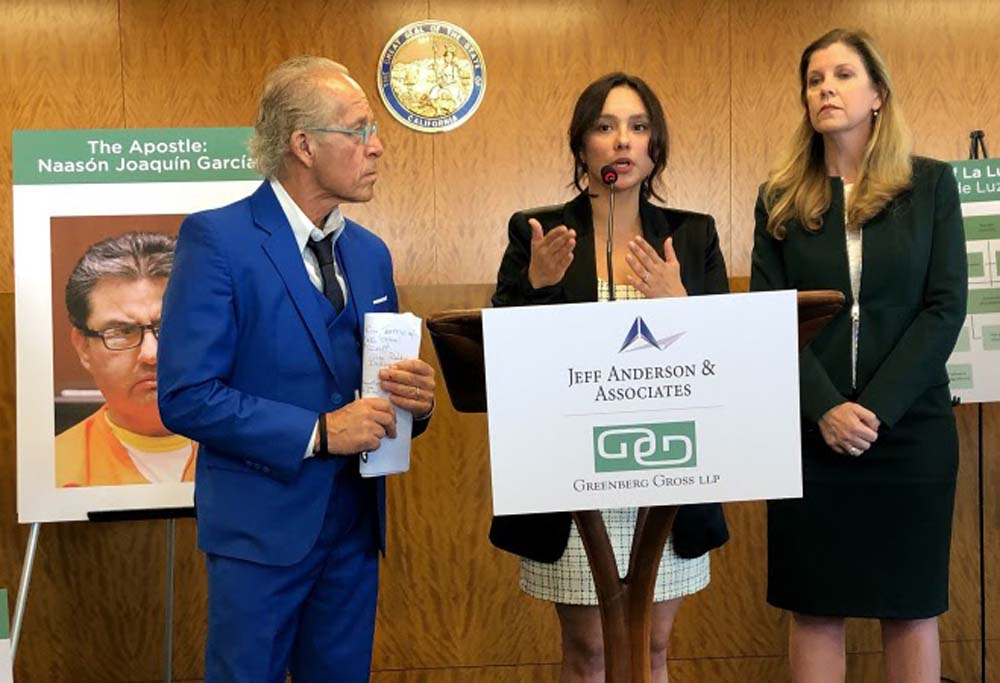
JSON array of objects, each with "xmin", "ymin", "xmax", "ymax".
[{"xmin": 377, "ymin": 20, "xmax": 486, "ymax": 133}]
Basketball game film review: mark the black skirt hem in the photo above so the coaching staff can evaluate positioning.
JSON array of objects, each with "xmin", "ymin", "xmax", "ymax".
[{"xmin": 766, "ymin": 595, "xmax": 948, "ymax": 621}]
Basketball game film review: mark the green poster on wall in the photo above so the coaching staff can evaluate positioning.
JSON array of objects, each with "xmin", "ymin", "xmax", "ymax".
[
  {"xmin": 0, "ymin": 588, "xmax": 11, "ymax": 683},
  {"xmin": 947, "ymin": 158, "xmax": 1000, "ymax": 402},
  {"xmin": 0, "ymin": 589, "xmax": 7, "ymax": 640}
]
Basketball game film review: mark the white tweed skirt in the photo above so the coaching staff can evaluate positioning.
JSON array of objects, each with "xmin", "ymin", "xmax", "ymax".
[{"xmin": 519, "ymin": 507, "xmax": 710, "ymax": 606}]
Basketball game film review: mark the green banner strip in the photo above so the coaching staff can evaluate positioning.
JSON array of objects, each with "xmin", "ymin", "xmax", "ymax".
[
  {"xmin": 952, "ymin": 159, "xmax": 1000, "ymax": 203},
  {"xmin": 969, "ymin": 289, "xmax": 1000, "ymax": 314},
  {"xmin": 983, "ymin": 326, "xmax": 1000, "ymax": 351},
  {"xmin": 964, "ymin": 215, "xmax": 1000, "ymax": 241},
  {"xmin": 0, "ymin": 589, "xmax": 8, "ymax": 640},
  {"xmin": 968, "ymin": 253, "xmax": 985, "ymax": 278},
  {"xmin": 947, "ymin": 364, "xmax": 974, "ymax": 390},
  {"xmin": 13, "ymin": 127, "xmax": 261, "ymax": 184},
  {"xmin": 954, "ymin": 327, "xmax": 971, "ymax": 353}
]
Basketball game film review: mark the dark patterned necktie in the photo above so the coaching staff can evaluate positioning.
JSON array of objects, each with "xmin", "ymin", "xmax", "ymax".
[{"xmin": 306, "ymin": 233, "xmax": 345, "ymax": 312}]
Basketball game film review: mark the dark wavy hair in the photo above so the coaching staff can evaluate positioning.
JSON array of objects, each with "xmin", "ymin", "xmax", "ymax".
[
  {"xmin": 66, "ymin": 231, "xmax": 175, "ymax": 329},
  {"xmin": 569, "ymin": 72, "xmax": 670, "ymax": 201}
]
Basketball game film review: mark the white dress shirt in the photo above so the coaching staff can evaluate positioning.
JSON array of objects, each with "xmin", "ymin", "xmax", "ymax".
[
  {"xmin": 269, "ymin": 178, "xmax": 347, "ymax": 299},
  {"xmin": 269, "ymin": 179, "xmax": 348, "ymax": 458}
]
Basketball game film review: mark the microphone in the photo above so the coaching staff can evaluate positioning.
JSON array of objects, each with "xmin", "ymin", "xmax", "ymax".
[{"xmin": 599, "ymin": 165, "xmax": 618, "ymax": 301}]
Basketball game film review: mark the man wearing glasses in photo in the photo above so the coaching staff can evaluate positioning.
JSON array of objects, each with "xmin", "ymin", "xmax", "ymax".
[
  {"xmin": 157, "ymin": 56, "xmax": 435, "ymax": 682},
  {"xmin": 56, "ymin": 231, "xmax": 195, "ymax": 488}
]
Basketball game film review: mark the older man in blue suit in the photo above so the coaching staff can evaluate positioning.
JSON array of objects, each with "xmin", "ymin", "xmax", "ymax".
[{"xmin": 157, "ymin": 56, "xmax": 435, "ymax": 682}]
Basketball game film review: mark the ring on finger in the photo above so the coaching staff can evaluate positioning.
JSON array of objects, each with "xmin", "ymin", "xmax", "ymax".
[{"xmin": 848, "ymin": 445, "xmax": 860, "ymax": 456}]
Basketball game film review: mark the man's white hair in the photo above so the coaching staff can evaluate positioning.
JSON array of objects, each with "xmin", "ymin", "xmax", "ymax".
[{"xmin": 248, "ymin": 56, "xmax": 351, "ymax": 179}]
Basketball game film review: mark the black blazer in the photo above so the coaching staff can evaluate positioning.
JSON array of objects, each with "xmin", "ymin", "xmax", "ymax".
[{"xmin": 489, "ymin": 192, "xmax": 730, "ymax": 562}]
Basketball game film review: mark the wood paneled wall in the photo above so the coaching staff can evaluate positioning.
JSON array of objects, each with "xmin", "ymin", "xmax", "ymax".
[
  {"xmin": 3, "ymin": 1, "xmax": 1000, "ymax": 288},
  {"xmin": 2, "ymin": 1, "xmax": 998, "ymax": 681}
]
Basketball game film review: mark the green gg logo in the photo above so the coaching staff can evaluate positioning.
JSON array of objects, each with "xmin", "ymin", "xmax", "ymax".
[{"xmin": 593, "ymin": 421, "xmax": 697, "ymax": 472}]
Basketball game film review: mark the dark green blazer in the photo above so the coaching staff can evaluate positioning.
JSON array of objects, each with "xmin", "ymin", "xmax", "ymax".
[
  {"xmin": 750, "ymin": 156, "xmax": 967, "ymax": 429},
  {"xmin": 488, "ymin": 192, "xmax": 730, "ymax": 562}
]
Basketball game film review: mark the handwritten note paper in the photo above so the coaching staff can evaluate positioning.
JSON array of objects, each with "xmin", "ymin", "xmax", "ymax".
[{"xmin": 359, "ymin": 313, "xmax": 423, "ymax": 477}]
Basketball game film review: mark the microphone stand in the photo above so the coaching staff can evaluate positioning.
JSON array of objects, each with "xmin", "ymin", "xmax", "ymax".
[{"xmin": 607, "ymin": 182, "xmax": 616, "ymax": 301}]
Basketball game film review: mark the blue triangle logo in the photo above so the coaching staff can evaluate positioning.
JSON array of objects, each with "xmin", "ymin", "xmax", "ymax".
[{"xmin": 619, "ymin": 316, "xmax": 662, "ymax": 352}]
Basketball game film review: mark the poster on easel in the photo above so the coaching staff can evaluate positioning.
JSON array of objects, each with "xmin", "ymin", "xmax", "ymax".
[
  {"xmin": 13, "ymin": 128, "xmax": 261, "ymax": 522},
  {"xmin": 0, "ymin": 589, "xmax": 12, "ymax": 683},
  {"xmin": 947, "ymin": 158, "xmax": 1000, "ymax": 404}
]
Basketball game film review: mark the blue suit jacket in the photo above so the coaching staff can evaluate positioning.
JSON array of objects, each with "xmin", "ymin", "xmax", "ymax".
[{"xmin": 158, "ymin": 182, "xmax": 400, "ymax": 567}]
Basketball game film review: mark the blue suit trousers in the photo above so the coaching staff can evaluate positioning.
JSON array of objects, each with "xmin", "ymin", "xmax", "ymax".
[{"xmin": 204, "ymin": 468, "xmax": 379, "ymax": 682}]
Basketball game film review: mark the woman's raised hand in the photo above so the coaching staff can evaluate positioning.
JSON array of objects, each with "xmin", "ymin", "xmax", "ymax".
[
  {"xmin": 527, "ymin": 218, "xmax": 576, "ymax": 289},
  {"xmin": 626, "ymin": 236, "xmax": 686, "ymax": 298}
]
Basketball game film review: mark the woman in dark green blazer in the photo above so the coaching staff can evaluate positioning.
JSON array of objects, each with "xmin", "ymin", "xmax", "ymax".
[{"xmin": 750, "ymin": 29, "xmax": 967, "ymax": 682}]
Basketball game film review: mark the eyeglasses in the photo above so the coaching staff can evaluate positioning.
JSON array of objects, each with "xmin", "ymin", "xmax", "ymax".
[
  {"xmin": 307, "ymin": 121, "xmax": 379, "ymax": 145},
  {"xmin": 79, "ymin": 322, "xmax": 160, "ymax": 351}
]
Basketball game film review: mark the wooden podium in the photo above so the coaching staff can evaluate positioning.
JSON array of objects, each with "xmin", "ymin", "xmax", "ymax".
[{"xmin": 426, "ymin": 290, "xmax": 844, "ymax": 683}]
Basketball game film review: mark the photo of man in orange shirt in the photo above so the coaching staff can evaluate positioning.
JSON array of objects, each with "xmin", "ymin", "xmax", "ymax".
[{"xmin": 55, "ymin": 232, "xmax": 196, "ymax": 487}]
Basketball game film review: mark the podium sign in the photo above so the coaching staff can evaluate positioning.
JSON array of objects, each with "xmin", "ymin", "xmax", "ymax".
[{"xmin": 482, "ymin": 291, "xmax": 802, "ymax": 516}]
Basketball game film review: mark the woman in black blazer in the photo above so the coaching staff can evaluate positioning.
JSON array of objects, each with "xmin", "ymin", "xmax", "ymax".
[
  {"xmin": 491, "ymin": 72, "xmax": 729, "ymax": 682},
  {"xmin": 751, "ymin": 30, "xmax": 966, "ymax": 682}
]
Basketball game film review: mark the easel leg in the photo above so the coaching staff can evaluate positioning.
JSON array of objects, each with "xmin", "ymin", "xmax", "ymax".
[
  {"xmin": 11, "ymin": 522, "xmax": 41, "ymax": 661},
  {"xmin": 164, "ymin": 519, "xmax": 176, "ymax": 683}
]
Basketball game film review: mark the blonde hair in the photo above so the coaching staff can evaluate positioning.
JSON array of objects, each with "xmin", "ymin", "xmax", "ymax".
[
  {"xmin": 249, "ymin": 56, "xmax": 350, "ymax": 179},
  {"xmin": 763, "ymin": 29, "xmax": 912, "ymax": 239}
]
